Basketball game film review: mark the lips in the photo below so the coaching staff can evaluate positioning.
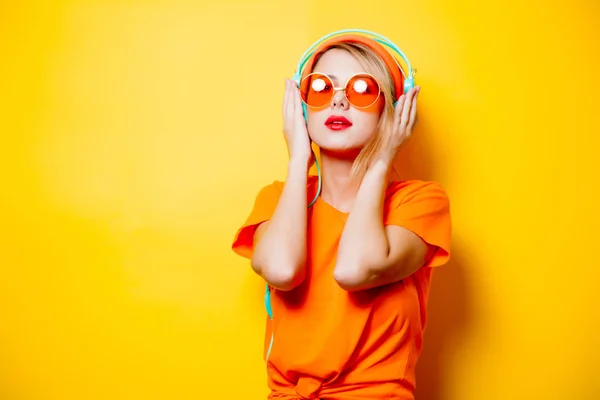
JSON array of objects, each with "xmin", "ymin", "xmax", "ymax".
[{"xmin": 325, "ymin": 115, "xmax": 353, "ymax": 131}]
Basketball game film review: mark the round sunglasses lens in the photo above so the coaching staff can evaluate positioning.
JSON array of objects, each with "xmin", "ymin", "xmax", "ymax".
[
  {"xmin": 346, "ymin": 75, "xmax": 380, "ymax": 107},
  {"xmin": 301, "ymin": 73, "xmax": 333, "ymax": 107}
]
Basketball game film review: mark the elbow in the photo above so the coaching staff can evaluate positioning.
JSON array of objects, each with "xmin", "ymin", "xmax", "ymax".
[
  {"xmin": 251, "ymin": 258, "xmax": 305, "ymax": 291},
  {"xmin": 333, "ymin": 262, "xmax": 373, "ymax": 292},
  {"xmin": 265, "ymin": 266, "xmax": 303, "ymax": 291}
]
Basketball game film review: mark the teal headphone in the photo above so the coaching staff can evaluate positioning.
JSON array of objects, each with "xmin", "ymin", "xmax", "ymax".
[{"xmin": 264, "ymin": 29, "xmax": 416, "ymax": 362}]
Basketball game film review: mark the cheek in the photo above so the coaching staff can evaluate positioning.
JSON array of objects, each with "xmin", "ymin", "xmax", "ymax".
[
  {"xmin": 366, "ymin": 97, "xmax": 386, "ymax": 117},
  {"xmin": 351, "ymin": 108, "xmax": 381, "ymax": 133},
  {"xmin": 354, "ymin": 98, "xmax": 384, "ymax": 128},
  {"xmin": 306, "ymin": 109, "xmax": 328, "ymax": 135},
  {"xmin": 353, "ymin": 116, "xmax": 380, "ymax": 139},
  {"xmin": 363, "ymin": 100, "xmax": 385, "ymax": 135}
]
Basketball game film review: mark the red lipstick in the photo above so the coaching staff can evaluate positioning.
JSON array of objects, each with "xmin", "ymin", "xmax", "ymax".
[{"xmin": 325, "ymin": 115, "xmax": 353, "ymax": 131}]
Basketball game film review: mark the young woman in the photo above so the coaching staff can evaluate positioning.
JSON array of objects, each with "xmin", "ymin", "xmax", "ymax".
[{"xmin": 232, "ymin": 30, "xmax": 452, "ymax": 400}]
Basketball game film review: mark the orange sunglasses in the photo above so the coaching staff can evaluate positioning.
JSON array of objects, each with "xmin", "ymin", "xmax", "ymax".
[{"xmin": 299, "ymin": 72, "xmax": 382, "ymax": 109}]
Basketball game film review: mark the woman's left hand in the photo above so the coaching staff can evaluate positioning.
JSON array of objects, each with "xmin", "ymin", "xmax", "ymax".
[{"xmin": 374, "ymin": 86, "xmax": 420, "ymax": 166}]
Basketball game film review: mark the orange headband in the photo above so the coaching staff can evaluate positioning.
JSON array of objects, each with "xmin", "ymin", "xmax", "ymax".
[{"xmin": 299, "ymin": 34, "xmax": 405, "ymax": 101}]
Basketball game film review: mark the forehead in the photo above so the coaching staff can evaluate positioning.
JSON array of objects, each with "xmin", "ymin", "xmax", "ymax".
[{"xmin": 312, "ymin": 48, "xmax": 364, "ymax": 82}]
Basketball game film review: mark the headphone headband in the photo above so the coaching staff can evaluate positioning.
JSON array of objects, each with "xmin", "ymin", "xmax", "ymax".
[{"xmin": 293, "ymin": 28, "xmax": 416, "ymax": 95}]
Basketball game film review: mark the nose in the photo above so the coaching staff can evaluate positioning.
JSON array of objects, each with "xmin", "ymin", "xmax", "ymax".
[{"xmin": 330, "ymin": 88, "xmax": 349, "ymax": 110}]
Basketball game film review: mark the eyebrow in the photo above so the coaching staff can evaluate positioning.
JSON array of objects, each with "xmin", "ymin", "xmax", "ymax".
[
  {"xmin": 326, "ymin": 74, "xmax": 338, "ymax": 81},
  {"xmin": 317, "ymin": 73, "xmax": 338, "ymax": 83}
]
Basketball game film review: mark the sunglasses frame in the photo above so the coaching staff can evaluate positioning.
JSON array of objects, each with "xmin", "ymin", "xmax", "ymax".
[{"xmin": 300, "ymin": 72, "xmax": 383, "ymax": 109}]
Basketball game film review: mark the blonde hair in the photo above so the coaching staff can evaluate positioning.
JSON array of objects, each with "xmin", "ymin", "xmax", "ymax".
[{"xmin": 310, "ymin": 42, "xmax": 397, "ymax": 182}]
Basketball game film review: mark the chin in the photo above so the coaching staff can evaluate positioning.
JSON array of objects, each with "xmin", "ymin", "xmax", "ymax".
[
  {"xmin": 310, "ymin": 130, "xmax": 362, "ymax": 158},
  {"xmin": 319, "ymin": 147, "xmax": 362, "ymax": 160}
]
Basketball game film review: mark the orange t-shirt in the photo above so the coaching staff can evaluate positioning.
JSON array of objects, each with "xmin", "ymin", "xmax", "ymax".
[{"xmin": 232, "ymin": 176, "xmax": 452, "ymax": 400}]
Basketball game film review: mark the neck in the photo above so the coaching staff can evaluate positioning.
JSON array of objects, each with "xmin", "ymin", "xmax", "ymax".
[
  {"xmin": 318, "ymin": 149, "xmax": 361, "ymax": 213},
  {"xmin": 317, "ymin": 148, "xmax": 400, "ymax": 213}
]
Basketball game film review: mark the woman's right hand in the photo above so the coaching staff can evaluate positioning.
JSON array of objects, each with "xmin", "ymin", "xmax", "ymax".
[{"xmin": 282, "ymin": 79, "xmax": 313, "ymax": 165}]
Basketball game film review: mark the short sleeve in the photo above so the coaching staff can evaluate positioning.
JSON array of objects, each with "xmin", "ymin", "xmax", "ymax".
[
  {"xmin": 384, "ymin": 181, "xmax": 452, "ymax": 268},
  {"xmin": 231, "ymin": 181, "xmax": 284, "ymax": 259}
]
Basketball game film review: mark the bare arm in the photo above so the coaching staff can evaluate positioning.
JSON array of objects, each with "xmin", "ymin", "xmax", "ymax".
[
  {"xmin": 335, "ymin": 86, "xmax": 427, "ymax": 291},
  {"xmin": 251, "ymin": 158, "xmax": 309, "ymax": 291},
  {"xmin": 249, "ymin": 79, "xmax": 315, "ymax": 290},
  {"xmin": 334, "ymin": 159, "xmax": 428, "ymax": 291}
]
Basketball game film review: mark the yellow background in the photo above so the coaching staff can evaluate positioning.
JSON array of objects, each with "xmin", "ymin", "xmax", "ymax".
[{"xmin": 1, "ymin": 0, "xmax": 599, "ymax": 399}]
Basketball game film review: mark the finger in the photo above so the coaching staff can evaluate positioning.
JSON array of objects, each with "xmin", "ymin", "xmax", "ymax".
[
  {"xmin": 291, "ymin": 80, "xmax": 299, "ymax": 119},
  {"xmin": 406, "ymin": 87, "xmax": 419, "ymax": 133},
  {"xmin": 285, "ymin": 80, "xmax": 294, "ymax": 120},
  {"xmin": 283, "ymin": 80, "xmax": 290, "ymax": 117},
  {"xmin": 294, "ymin": 83, "xmax": 307, "ymax": 125},
  {"xmin": 400, "ymin": 88, "xmax": 416, "ymax": 130},
  {"xmin": 394, "ymin": 95, "xmax": 405, "ymax": 126}
]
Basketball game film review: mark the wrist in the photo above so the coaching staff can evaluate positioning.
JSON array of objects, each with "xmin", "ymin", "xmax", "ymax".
[
  {"xmin": 288, "ymin": 156, "xmax": 311, "ymax": 174},
  {"xmin": 368, "ymin": 156, "xmax": 393, "ymax": 175},
  {"xmin": 289, "ymin": 152, "xmax": 312, "ymax": 167}
]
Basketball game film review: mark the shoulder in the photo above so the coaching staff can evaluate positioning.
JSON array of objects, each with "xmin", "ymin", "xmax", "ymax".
[
  {"xmin": 260, "ymin": 180, "xmax": 285, "ymax": 192},
  {"xmin": 383, "ymin": 180, "xmax": 452, "ymax": 265},
  {"xmin": 253, "ymin": 180, "xmax": 285, "ymax": 201},
  {"xmin": 385, "ymin": 179, "xmax": 450, "ymax": 208},
  {"xmin": 252, "ymin": 175, "xmax": 319, "ymax": 205}
]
